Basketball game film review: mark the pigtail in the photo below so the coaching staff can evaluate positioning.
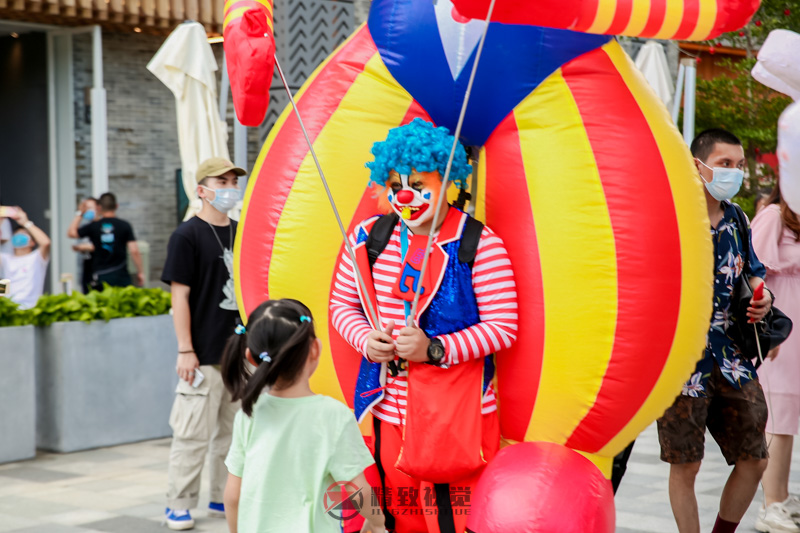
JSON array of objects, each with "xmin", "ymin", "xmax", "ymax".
[
  {"xmin": 240, "ymin": 321, "xmax": 314, "ymax": 416},
  {"xmin": 225, "ymin": 299, "xmax": 317, "ymax": 417},
  {"xmin": 220, "ymin": 325, "xmax": 249, "ymax": 401}
]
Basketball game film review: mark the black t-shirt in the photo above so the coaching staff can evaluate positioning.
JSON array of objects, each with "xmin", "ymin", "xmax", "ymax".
[
  {"xmin": 161, "ymin": 217, "xmax": 239, "ymax": 365},
  {"xmin": 78, "ymin": 217, "xmax": 135, "ymax": 273}
]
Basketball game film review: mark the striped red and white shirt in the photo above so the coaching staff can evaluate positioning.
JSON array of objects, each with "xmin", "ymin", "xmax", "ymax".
[{"xmin": 330, "ymin": 216, "xmax": 518, "ymax": 426}]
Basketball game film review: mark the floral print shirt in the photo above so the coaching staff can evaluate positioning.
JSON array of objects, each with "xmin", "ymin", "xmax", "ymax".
[{"xmin": 682, "ymin": 201, "xmax": 767, "ymax": 398}]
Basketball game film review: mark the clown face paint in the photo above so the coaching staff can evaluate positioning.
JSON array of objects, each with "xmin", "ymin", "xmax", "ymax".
[{"xmin": 385, "ymin": 171, "xmax": 444, "ymax": 228}]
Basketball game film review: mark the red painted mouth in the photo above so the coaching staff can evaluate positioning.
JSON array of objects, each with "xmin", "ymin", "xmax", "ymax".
[{"xmin": 394, "ymin": 203, "xmax": 429, "ymax": 221}]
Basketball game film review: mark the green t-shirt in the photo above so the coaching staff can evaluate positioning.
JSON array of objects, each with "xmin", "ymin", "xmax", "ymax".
[{"xmin": 225, "ymin": 393, "xmax": 375, "ymax": 533}]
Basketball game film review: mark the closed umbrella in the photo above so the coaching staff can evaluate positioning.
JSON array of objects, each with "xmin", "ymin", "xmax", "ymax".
[
  {"xmin": 635, "ymin": 40, "xmax": 675, "ymax": 109},
  {"xmin": 147, "ymin": 21, "xmax": 230, "ymax": 219}
]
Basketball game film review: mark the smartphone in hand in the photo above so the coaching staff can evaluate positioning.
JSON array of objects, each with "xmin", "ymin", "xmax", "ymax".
[
  {"xmin": 192, "ymin": 368, "xmax": 205, "ymax": 388},
  {"xmin": 0, "ymin": 206, "xmax": 17, "ymax": 218}
]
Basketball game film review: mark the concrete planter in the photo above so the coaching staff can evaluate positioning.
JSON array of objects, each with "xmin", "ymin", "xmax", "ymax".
[
  {"xmin": 0, "ymin": 325, "xmax": 36, "ymax": 463},
  {"xmin": 36, "ymin": 315, "xmax": 178, "ymax": 452}
]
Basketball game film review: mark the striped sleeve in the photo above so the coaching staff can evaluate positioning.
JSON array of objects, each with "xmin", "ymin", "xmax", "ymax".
[
  {"xmin": 329, "ymin": 230, "xmax": 373, "ymax": 358},
  {"xmin": 438, "ymin": 227, "xmax": 518, "ymax": 365}
]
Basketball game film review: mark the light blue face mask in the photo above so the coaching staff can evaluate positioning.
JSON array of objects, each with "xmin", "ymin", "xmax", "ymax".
[
  {"xmin": 200, "ymin": 186, "xmax": 241, "ymax": 213},
  {"xmin": 698, "ymin": 160, "xmax": 744, "ymax": 202},
  {"xmin": 83, "ymin": 209, "xmax": 96, "ymax": 221},
  {"xmin": 12, "ymin": 233, "xmax": 31, "ymax": 248}
]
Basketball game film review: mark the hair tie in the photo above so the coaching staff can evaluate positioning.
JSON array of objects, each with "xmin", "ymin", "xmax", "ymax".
[
  {"xmin": 235, "ymin": 324, "xmax": 246, "ymax": 335},
  {"xmin": 259, "ymin": 351, "xmax": 271, "ymax": 363},
  {"xmin": 300, "ymin": 316, "xmax": 311, "ymax": 323}
]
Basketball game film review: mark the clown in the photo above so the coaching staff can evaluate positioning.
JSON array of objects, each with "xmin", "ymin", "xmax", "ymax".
[{"xmin": 329, "ymin": 118, "xmax": 518, "ymax": 533}]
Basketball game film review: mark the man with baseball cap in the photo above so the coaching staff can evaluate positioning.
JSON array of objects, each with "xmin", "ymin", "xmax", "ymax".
[{"xmin": 161, "ymin": 157, "xmax": 246, "ymax": 530}]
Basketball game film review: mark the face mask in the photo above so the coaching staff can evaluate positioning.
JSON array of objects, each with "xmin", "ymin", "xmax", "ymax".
[
  {"xmin": 698, "ymin": 160, "xmax": 744, "ymax": 202},
  {"xmin": 12, "ymin": 233, "xmax": 30, "ymax": 248},
  {"xmin": 200, "ymin": 186, "xmax": 241, "ymax": 213},
  {"xmin": 83, "ymin": 209, "xmax": 96, "ymax": 221}
]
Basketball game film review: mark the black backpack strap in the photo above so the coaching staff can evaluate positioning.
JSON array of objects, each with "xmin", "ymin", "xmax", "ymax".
[
  {"xmin": 366, "ymin": 213, "xmax": 399, "ymax": 269},
  {"xmin": 458, "ymin": 216, "xmax": 484, "ymax": 266},
  {"xmin": 731, "ymin": 203, "xmax": 751, "ymax": 265},
  {"xmin": 366, "ymin": 212, "xmax": 483, "ymax": 269}
]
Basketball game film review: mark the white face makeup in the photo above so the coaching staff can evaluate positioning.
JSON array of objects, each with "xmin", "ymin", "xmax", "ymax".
[{"xmin": 386, "ymin": 171, "xmax": 441, "ymax": 228}]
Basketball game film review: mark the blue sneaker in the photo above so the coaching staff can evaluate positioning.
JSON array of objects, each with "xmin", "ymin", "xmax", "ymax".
[
  {"xmin": 208, "ymin": 502, "xmax": 225, "ymax": 518},
  {"xmin": 165, "ymin": 508, "xmax": 195, "ymax": 530}
]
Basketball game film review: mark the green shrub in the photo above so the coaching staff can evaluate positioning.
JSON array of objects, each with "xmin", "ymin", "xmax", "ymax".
[
  {"xmin": 0, "ymin": 297, "xmax": 31, "ymax": 327},
  {"xmin": 1, "ymin": 285, "xmax": 171, "ymax": 327}
]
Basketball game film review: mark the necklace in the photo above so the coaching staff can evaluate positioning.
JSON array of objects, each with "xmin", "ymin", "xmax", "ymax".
[{"xmin": 204, "ymin": 218, "xmax": 233, "ymax": 255}]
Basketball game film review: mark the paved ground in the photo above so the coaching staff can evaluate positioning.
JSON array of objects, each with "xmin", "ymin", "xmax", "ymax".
[
  {"xmin": 616, "ymin": 424, "xmax": 800, "ymax": 532},
  {"xmin": 1, "ymin": 424, "xmax": 798, "ymax": 532}
]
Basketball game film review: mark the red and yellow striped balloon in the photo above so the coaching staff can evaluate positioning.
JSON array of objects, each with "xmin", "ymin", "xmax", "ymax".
[
  {"xmin": 234, "ymin": 24, "xmax": 713, "ymax": 473},
  {"xmin": 452, "ymin": 0, "xmax": 760, "ymax": 41},
  {"xmin": 223, "ymin": 0, "xmax": 273, "ymax": 34}
]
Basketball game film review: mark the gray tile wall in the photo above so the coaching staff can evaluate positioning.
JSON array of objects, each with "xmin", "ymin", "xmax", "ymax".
[
  {"xmin": 73, "ymin": 32, "xmax": 184, "ymax": 284},
  {"xmin": 70, "ymin": 1, "xmax": 357, "ymax": 284}
]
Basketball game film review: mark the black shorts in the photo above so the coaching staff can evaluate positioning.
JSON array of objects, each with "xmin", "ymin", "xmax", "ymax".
[{"xmin": 657, "ymin": 362, "xmax": 768, "ymax": 465}]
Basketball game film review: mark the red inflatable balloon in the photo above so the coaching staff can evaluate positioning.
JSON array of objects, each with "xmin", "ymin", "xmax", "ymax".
[
  {"xmin": 467, "ymin": 442, "xmax": 614, "ymax": 533},
  {"xmin": 223, "ymin": 0, "xmax": 276, "ymax": 126}
]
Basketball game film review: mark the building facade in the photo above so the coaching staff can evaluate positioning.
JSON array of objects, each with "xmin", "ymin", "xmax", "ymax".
[{"xmin": 0, "ymin": 0, "xmax": 357, "ymax": 289}]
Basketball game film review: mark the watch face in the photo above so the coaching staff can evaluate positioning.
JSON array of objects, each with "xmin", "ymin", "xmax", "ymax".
[{"xmin": 429, "ymin": 341, "xmax": 445, "ymax": 360}]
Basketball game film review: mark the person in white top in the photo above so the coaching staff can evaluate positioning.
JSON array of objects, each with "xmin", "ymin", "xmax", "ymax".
[
  {"xmin": 0, "ymin": 216, "xmax": 12, "ymax": 255},
  {"xmin": 0, "ymin": 207, "xmax": 51, "ymax": 309}
]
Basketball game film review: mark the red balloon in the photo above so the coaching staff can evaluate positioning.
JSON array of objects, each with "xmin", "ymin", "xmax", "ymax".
[
  {"xmin": 467, "ymin": 442, "xmax": 614, "ymax": 533},
  {"xmin": 223, "ymin": 8, "xmax": 276, "ymax": 127}
]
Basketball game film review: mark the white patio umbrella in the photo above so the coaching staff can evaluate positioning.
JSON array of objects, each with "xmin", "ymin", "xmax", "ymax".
[
  {"xmin": 147, "ymin": 21, "xmax": 230, "ymax": 220},
  {"xmin": 635, "ymin": 40, "xmax": 675, "ymax": 109}
]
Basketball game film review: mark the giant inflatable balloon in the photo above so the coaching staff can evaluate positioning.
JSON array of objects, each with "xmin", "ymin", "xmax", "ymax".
[
  {"xmin": 752, "ymin": 29, "xmax": 800, "ymax": 213},
  {"xmin": 778, "ymin": 103, "xmax": 800, "ymax": 214},
  {"xmin": 233, "ymin": 0, "xmax": 756, "ymax": 501},
  {"xmin": 452, "ymin": 0, "xmax": 759, "ymax": 40}
]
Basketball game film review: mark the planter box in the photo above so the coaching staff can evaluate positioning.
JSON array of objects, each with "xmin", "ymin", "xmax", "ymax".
[
  {"xmin": 36, "ymin": 315, "xmax": 179, "ymax": 452},
  {"xmin": 0, "ymin": 325, "xmax": 36, "ymax": 463}
]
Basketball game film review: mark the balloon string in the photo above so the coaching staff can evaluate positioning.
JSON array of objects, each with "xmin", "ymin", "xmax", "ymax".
[
  {"xmin": 273, "ymin": 53, "xmax": 381, "ymax": 330},
  {"xmin": 408, "ymin": 0, "xmax": 498, "ymax": 322}
]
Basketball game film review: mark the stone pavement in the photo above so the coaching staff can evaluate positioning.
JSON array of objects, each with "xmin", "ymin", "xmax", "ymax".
[
  {"xmin": 1, "ymin": 424, "xmax": 798, "ymax": 532},
  {"xmin": 616, "ymin": 424, "xmax": 800, "ymax": 532}
]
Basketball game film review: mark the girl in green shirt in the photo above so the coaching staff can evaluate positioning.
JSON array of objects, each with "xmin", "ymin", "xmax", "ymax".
[{"xmin": 221, "ymin": 299, "xmax": 385, "ymax": 533}]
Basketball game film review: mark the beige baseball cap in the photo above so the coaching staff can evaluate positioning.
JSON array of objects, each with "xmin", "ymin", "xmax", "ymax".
[{"xmin": 196, "ymin": 157, "xmax": 246, "ymax": 183}]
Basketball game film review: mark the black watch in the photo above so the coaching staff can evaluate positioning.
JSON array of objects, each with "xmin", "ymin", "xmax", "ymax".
[{"xmin": 427, "ymin": 337, "xmax": 445, "ymax": 364}]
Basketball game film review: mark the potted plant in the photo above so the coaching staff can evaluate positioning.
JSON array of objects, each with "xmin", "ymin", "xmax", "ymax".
[
  {"xmin": 30, "ymin": 286, "xmax": 179, "ymax": 453},
  {"xmin": 0, "ymin": 298, "xmax": 36, "ymax": 463}
]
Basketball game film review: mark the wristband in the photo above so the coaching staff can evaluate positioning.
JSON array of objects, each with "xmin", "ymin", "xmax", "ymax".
[
  {"xmin": 75, "ymin": 210, "xmax": 82, "ymax": 217},
  {"xmin": 23, "ymin": 221, "xmax": 34, "ymax": 229},
  {"xmin": 179, "ymin": 349, "xmax": 195, "ymax": 354}
]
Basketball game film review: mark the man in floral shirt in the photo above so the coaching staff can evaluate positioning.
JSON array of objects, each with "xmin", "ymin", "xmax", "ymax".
[{"xmin": 658, "ymin": 129, "xmax": 776, "ymax": 533}]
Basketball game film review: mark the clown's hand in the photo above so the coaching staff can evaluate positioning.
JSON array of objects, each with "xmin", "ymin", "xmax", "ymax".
[
  {"xmin": 396, "ymin": 317, "xmax": 429, "ymax": 363},
  {"xmin": 367, "ymin": 321, "xmax": 396, "ymax": 363}
]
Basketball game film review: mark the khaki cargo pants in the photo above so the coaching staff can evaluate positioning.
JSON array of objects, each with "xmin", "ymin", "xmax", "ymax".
[{"xmin": 166, "ymin": 365, "xmax": 239, "ymax": 510}]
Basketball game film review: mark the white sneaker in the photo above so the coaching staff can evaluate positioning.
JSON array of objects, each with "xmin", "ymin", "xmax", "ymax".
[
  {"xmin": 782, "ymin": 495, "xmax": 800, "ymax": 519},
  {"xmin": 755, "ymin": 502, "xmax": 800, "ymax": 533}
]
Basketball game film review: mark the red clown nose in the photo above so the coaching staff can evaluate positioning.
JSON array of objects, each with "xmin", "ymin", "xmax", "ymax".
[{"xmin": 396, "ymin": 190, "xmax": 415, "ymax": 204}]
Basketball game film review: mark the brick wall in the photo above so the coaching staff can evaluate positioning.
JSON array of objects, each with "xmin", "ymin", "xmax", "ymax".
[
  {"xmin": 73, "ymin": 32, "xmax": 183, "ymax": 284},
  {"xmin": 73, "ymin": 32, "xmax": 239, "ymax": 285},
  {"xmin": 71, "ymin": 1, "xmax": 357, "ymax": 284}
]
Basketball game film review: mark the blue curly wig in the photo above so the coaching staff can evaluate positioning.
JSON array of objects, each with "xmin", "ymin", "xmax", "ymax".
[{"xmin": 366, "ymin": 118, "xmax": 472, "ymax": 190}]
